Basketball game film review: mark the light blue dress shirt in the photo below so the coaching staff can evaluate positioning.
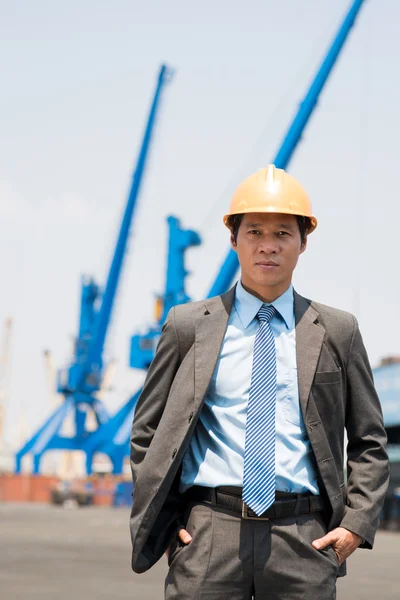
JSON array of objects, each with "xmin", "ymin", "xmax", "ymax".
[{"xmin": 180, "ymin": 281, "xmax": 320, "ymax": 495}]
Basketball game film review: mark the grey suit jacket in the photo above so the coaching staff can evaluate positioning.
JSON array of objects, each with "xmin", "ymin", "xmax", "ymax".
[{"xmin": 130, "ymin": 287, "xmax": 389, "ymax": 575}]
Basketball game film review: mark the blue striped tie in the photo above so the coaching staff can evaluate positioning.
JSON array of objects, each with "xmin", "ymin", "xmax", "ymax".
[{"xmin": 242, "ymin": 304, "xmax": 277, "ymax": 515}]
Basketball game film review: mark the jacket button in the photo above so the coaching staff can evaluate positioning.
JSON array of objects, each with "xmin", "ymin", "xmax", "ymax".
[
  {"xmin": 188, "ymin": 412, "xmax": 194, "ymax": 422},
  {"xmin": 172, "ymin": 449, "xmax": 177, "ymax": 459}
]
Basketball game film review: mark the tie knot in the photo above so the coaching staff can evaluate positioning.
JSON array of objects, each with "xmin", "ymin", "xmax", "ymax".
[{"xmin": 257, "ymin": 304, "xmax": 276, "ymax": 323}]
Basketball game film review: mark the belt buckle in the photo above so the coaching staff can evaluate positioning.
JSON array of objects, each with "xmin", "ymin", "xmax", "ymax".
[{"xmin": 241, "ymin": 501, "xmax": 269, "ymax": 521}]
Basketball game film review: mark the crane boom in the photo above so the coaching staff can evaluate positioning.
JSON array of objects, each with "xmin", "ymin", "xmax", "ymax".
[
  {"xmin": 15, "ymin": 64, "xmax": 173, "ymax": 475},
  {"xmin": 75, "ymin": 64, "xmax": 172, "ymax": 388},
  {"xmin": 207, "ymin": 0, "xmax": 365, "ymax": 298}
]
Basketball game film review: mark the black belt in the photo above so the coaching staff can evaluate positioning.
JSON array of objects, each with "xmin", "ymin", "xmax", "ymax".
[{"xmin": 184, "ymin": 486, "xmax": 325, "ymax": 520}]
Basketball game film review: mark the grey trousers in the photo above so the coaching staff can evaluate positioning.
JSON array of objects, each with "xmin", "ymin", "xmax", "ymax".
[{"xmin": 165, "ymin": 502, "xmax": 339, "ymax": 600}]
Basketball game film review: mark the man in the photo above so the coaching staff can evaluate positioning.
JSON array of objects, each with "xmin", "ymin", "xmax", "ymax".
[{"xmin": 130, "ymin": 165, "xmax": 389, "ymax": 599}]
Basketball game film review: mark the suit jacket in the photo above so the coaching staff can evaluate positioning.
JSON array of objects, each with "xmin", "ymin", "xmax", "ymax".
[{"xmin": 130, "ymin": 287, "xmax": 389, "ymax": 575}]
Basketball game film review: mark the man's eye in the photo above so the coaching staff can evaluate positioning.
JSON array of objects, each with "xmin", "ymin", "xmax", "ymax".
[
  {"xmin": 277, "ymin": 231, "xmax": 289, "ymax": 236},
  {"xmin": 248, "ymin": 230, "xmax": 260, "ymax": 235}
]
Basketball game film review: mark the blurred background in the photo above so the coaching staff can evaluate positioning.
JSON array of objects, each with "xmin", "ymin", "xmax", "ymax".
[{"xmin": 0, "ymin": 0, "xmax": 399, "ymax": 598}]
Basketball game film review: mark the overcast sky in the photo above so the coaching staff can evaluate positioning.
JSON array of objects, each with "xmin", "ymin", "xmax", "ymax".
[{"xmin": 1, "ymin": 0, "xmax": 399, "ymax": 447}]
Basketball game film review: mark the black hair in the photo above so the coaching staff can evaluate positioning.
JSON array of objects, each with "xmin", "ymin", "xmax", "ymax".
[{"xmin": 227, "ymin": 213, "xmax": 309, "ymax": 246}]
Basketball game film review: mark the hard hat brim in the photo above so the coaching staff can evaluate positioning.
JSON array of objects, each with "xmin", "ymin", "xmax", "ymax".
[{"xmin": 223, "ymin": 209, "xmax": 317, "ymax": 234}]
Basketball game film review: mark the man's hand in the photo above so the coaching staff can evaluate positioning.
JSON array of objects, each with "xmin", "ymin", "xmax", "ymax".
[
  {"xmin": 165, "ymin": 528, "xmax": 192, "ymax": 558},
  {"xmin": 312, "ymin": 527, "xmax": 362, "ymax": 565}
]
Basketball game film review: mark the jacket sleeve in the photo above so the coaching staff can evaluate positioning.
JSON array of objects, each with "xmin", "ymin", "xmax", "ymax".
[
  {"xmin": 340, "ymin": 316, "xmax": 389, "ymax": 548},
  {"xmin": 130, "ymin": 307, "xmax": 181, "ymax": 485}
]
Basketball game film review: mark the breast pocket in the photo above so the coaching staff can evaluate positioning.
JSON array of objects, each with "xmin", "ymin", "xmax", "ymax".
[
  {"xmin": 313, "ymin": 369, "xmax": 342, "ymax": 385},
  {"xmin": 312, "ymin": 368, "xmax": 344, "ymax": 425}
]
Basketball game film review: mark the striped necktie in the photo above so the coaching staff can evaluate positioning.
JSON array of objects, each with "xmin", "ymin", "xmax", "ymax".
[{"xmin": 242, "ymin": 304, "xmax": 277, "ymax": 515}]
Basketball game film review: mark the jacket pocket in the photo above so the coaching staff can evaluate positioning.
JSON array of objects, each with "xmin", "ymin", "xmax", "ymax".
[{"xmin": 314, "ymin": 369, "xmax": 341, "ymax": 384}]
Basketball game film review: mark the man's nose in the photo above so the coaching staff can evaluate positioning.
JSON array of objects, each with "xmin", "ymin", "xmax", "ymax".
[{"xmin": 259, "ymin": 236, "xmax": 279, "ymax": 254}]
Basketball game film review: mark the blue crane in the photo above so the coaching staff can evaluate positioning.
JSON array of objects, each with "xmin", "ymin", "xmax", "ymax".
[
  {"xmin": 15, "ymin": 64, "xmax": 173, "ymax": 475},
  {"xmin": 84, "ymin": 215, "xmax": 201, "ymax": 473},
  {"xmin": 130, "ymin": 216, "xmax": 201, "ymax": 369},
  {"xmin": 102, "ymin": 0, "xmax": 366, "ymax": 475},
  {"xmin": 207, "ymin": 0, "xmax": 365, "ymax": 298},
  {"xmin": 130, "ymin": 0, "xmax": 365, "ymax": 369}
]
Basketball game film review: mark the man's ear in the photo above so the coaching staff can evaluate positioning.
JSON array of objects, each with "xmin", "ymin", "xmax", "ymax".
[
  {"xmin": 230, "ymin": 232, "xmax": 237, "ymax": 251},
  {"xmin": 300, "ymin": 236, "xmax": 307, "ymax": 255}
]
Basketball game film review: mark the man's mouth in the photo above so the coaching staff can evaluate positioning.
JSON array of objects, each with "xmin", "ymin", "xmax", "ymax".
[{"xmin": 256, "ymin": 261, "xmax": 279, "ymax": 268}]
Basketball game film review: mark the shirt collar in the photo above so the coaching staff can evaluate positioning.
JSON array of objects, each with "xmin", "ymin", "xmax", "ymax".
[{"xmin": 234, "ymin": 280, "xmax": 294, "ymax": 330}]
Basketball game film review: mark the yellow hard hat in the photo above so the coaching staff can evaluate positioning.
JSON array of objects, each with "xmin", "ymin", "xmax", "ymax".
[{"xmin": 223, "ymin": 164, "xmax": 317, "ymax": 233}]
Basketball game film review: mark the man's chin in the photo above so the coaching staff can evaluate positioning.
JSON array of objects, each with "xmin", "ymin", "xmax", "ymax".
[{"xmin": 255, "ymin": 276, "xmax": 281, "ymax": 288}]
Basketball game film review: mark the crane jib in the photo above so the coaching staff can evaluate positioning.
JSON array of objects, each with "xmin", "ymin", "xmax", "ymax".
[
  {"xmin": 206, "ymin": 0, "xmax": 365, "ymax": 299},
  {"xmin": 75, "ymin": 65, "xmax": 172, "ymax": 388}
]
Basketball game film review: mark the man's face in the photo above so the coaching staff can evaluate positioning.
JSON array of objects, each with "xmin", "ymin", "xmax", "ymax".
[{"xmin": 231, "ymin": 212, "xmax": 307, "ymax": 300}]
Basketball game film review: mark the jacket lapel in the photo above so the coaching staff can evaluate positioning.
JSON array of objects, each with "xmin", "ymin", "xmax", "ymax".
[
  {"xmin": 294, "ymin": 291, "xmax": 325, "ymax": 414},
  {"xmin": 194, "ymin": 286, "xmax": 236, "ymax": 410}
]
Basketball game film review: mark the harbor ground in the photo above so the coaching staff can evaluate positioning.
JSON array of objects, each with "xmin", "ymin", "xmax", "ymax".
[{"xmin": 1, "ymin": 503, "xmax": 398, "ymax": 600}]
